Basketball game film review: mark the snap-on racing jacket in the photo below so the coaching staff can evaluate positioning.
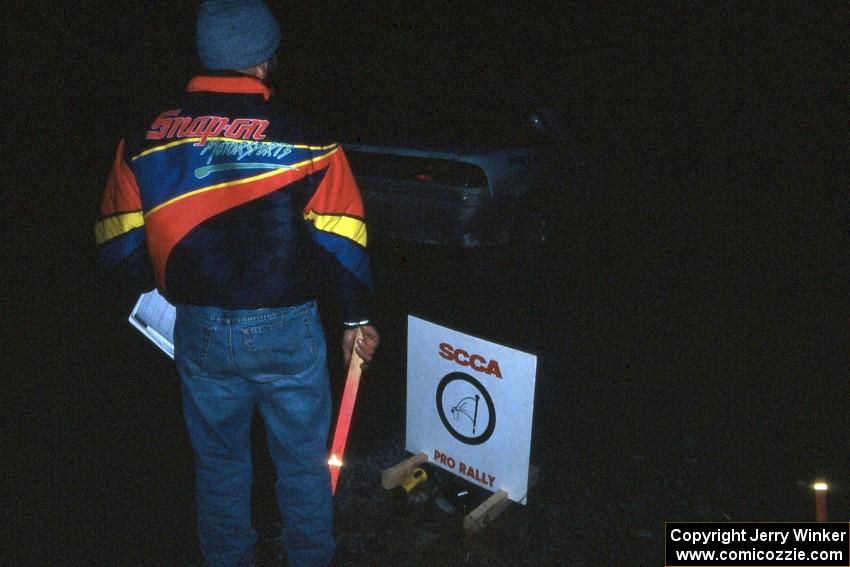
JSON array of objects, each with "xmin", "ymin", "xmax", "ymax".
[{"xmin": 96, "ymin": 73, "xmax": 373, "ymax": 326}]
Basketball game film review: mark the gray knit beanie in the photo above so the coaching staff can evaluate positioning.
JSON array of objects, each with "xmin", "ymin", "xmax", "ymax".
[{"xmin": 196, "ymin": 0, "xmax": 281, "ymax": 70}]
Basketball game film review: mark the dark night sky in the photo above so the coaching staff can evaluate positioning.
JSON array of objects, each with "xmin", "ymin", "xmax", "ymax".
[{"xmin": 4, "ymin": 2, "xmax": 846, "ymax": 559}]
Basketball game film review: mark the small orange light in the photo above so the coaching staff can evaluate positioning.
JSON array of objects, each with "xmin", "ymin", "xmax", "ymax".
[{"xmin": 328, "ymin": 455, "xmax": 343, "ymax": 467}]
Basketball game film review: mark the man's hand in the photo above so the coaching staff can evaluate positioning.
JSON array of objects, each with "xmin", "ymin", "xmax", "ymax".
[{"xmin": 342, "ymin": 325, "xmax": 380, "ymax": 370}]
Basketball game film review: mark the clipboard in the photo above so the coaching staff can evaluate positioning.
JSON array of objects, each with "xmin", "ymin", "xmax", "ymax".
[{"xmin": 128, "ymin": 289, "xmax": 176, "ymax": 359}]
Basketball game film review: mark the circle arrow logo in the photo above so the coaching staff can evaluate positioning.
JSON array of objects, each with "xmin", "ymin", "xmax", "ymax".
[{"xmin": 435, "ymin": 372, "xmax": 496, "ymax": 445}]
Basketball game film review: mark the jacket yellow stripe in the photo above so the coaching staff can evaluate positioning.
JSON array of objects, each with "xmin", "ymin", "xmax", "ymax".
[
  {"xmin": 304, "ymin": 211, "xmax": 367, "ymax": 247},
  {"xmin": 146, "ymin": 147, "xmax": 339, "ymax": 216},
  {"xmin": 95, "ymin": 211, "xmax": 145, "ymax": 245},
  {"xmin": 133, "ymin": 138, "xmax": 337, "ymax": 160},
  {"xmin": 132, "ymin": 138, "xmax": 200, "ymax": 160}
]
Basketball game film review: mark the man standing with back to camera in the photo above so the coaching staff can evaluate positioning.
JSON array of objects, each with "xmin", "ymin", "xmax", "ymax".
[{"xmin": 95, "ymin": 1, "xmax": 380, "ymax": 565}]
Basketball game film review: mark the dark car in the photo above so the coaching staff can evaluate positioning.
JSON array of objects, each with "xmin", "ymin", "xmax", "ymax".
[{"xmin": 342, "ymin": 98, "xmax": 584, "ymax": 252}]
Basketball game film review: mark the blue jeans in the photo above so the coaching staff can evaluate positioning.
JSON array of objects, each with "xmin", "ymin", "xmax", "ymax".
[{"xmin": 174, "ymin": 300, "xmax": 335, "ymax": 567}]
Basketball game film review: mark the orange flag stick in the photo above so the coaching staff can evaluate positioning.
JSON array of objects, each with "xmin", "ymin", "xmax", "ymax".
[{"xmin": 329, "ymin": 327, "xmax": 364, "ymax": 494}]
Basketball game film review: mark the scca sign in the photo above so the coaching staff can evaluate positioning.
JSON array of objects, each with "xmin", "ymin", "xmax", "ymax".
[
  {"xmin": 438, "ymin": 342, "xmax": 502, "ymax": 378},
  {"xmin": 407, "ymin": 316, "xmax": 537, "ymax": 505}
]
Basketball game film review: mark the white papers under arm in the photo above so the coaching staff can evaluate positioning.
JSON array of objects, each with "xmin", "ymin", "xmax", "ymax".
[{"xmin": 129, "ymin": 289, "xmax": 176, "ymax": 359}]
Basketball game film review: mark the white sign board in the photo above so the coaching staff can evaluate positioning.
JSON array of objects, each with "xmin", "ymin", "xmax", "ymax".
[{"xmin": 406, "ymin": 316, "xmax": 537, "ymax": 504}]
